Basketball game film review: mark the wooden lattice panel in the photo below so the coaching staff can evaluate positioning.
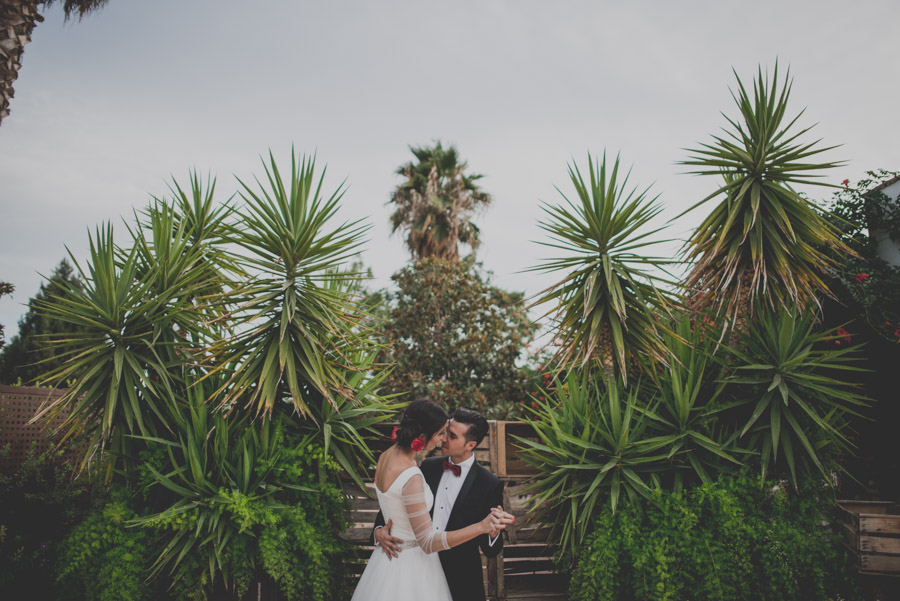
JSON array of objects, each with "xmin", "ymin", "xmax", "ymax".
[{"xmin": 0, "ymin": 385, "xmax": 68, "ymax": 471}]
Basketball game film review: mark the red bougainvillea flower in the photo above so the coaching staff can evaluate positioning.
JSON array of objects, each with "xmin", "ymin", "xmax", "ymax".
[
  {"xmin": 894, "ymin": 327, "xmax": 900, "ymax": 341},
  {"xmin": 842, "ymin": 179, "xmax": 850, "ymax": 186},
  {"xmin": 530, "ymin": 401, "xmax": 538, "ymax": 409},
  {"xmin": 391, "ymin": 426, "xmax": 400, "ymax": 443},
  {"xmin": 854, "ymin": 273, "xmax": 870, "ymax": 284},
  {"xmin": 410, "ymin": 437, "xmax": 425, "ymax": 452},
  {"xmin": 834, "ymin": 327, "xmax": 851, "ymax": 345}
]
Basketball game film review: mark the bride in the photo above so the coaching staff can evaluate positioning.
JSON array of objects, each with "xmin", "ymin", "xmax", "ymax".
[{"xmin": 350, "ymin": 399, "xmax": 514, "ymax": 601}]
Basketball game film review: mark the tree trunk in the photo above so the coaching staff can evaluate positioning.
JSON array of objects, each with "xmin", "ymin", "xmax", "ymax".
[
  {"xmin": 728, "ymin": 269, "xmax": 755, "ymax": 348},
  {"xmin": 0, "ymin": 0, "xmax": 43, "ymax": 126}
]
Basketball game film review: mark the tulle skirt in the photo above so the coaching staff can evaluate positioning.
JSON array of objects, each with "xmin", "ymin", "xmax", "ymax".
[{"xmin": 349, "ymin": 544, "xmax": 453, "ymax": 601}]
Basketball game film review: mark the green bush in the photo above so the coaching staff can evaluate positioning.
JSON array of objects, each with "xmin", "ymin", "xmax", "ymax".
[
  {"xmin": 0, "ymin": 437, "xmax": 97, "ymax": 600},
  {"xmin": 570, "ymin": 472, "xmax": 865, "ymax": 601},
  {"xmin": 54, "ymin": 430, "xmax": 351, "ymax": 601},
  {"xmin": 57, "ymin": 495, "xmax": 154, "ymax": 601}
]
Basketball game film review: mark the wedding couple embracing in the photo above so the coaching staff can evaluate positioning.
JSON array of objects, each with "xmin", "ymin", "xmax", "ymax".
[{"xmin": 350, "ymin": 399, "xmax": 515, "ymax": 601}]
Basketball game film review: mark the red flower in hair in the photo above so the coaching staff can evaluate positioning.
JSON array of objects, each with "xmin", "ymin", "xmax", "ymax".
[
  {"xmin": 410, "ymin": 437, "xmax": 425, "ymax": 452},
  {"xmin": 391, "ymin": 426, "xmax": 399, "ymax": 443}
]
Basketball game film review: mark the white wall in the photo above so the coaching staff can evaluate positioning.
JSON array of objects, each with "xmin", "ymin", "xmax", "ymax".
[{"xmin": 871, "ymin": 180, "xmax": 900, "ymax": 266}]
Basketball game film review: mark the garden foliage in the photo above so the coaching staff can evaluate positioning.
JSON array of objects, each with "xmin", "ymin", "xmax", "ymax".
[
  {"xmin": 376, "ymin": 257, "xmax": 536, "ymax": 418},
  {"xmin": 18, "ymin": 152, "xmax": 391, "ymax": 600},
  {"xmin": 570, "ymin": 473, "xmax": 865, "ymax": 601}
]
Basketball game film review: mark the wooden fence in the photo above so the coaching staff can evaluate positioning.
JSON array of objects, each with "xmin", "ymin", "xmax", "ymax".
[{"xmin": 0, "ymin": 385, "xmax": 68, "ymax": 471}]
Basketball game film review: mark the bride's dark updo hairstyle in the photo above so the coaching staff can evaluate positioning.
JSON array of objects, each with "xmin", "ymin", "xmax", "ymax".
[{"xmin": 395, "ymin": 399, "xmax": 449, "ymax": 449}]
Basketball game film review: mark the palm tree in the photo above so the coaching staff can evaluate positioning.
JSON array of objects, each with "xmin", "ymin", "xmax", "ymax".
[
  {"xmin": 1, "ymin": 0, "xmax": 108, "ymax": 126},
  {"xmin": 530, "ymin": 152, "xmax": 677, "ymax": 383},
  {"xmin": 389, "ymin": 142, "xmax": 490, "ymax": 261},
  {"xmin": 679, "ymin": 64, "xmax": 852, "ymax": 337}
]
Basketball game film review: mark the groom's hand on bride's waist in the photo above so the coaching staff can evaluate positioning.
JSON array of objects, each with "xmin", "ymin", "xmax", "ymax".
[{"xmin": 374, "ymin": 519, "xmax": 404, "ymax": 560}]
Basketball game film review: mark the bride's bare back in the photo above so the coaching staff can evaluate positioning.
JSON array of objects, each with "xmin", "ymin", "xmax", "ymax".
[{"xmin": 374, "ymin": 447, "xmax": 417, "ymax": 493}]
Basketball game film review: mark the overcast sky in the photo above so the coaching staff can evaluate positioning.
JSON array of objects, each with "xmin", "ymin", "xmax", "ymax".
[{"xmin": 1, "ymin": 0, "xmax": 898, "ymax": 341}]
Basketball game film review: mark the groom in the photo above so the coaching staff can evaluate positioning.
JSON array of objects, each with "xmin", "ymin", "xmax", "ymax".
[{"xmin": 373, "ymin": 407, "xmax": 505, "ymax": 601}]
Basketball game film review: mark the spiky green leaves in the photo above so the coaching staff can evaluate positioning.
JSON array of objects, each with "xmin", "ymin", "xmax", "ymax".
[
  {"xmin": 515, "ymin": 374, "xmax": 669, "ymax": 564},
  {"xmin": 726, "ymin": 306, "xmax": 868, "ymax": 485},
  {"xmin": 213, "ymin": 152, "xmax": 369, "ymax": 417},
  {"xmin": 680, "ymin": 64, "xmax": 851, "ymax": 325},
  {"xmin": 531, "ymin": 153, "xmax": 676, "ymax": 381}
]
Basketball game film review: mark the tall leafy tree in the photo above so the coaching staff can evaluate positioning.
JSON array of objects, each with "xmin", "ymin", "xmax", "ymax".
[
  {"xmin": 679, "ymin": 64, "xmax": 851, "ymax": 336},
  {"xmin": 0, "ymin": 259, "xmax": 87, "ymax": 384},
  {"xmin": 377, "ymin": 257, "xmax": 536, "ymax": 418},
  {"xmin": 0, "ymin": 0, "xmax": 109, "ymax": 126},
  {"xmin": 389, "ymin": 142, "xmax": 491, "ymax": 261}
]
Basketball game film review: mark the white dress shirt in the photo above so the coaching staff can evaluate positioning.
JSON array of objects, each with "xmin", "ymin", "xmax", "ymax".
[{"xmin": 432, "ymin": 454, "xmax": 499, "ymax": 547}]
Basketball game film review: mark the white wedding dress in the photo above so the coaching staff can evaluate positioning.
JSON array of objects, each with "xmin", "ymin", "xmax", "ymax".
[{"xmin": 350, "ymin": 466, "xmax": 454, "ymax": 601}]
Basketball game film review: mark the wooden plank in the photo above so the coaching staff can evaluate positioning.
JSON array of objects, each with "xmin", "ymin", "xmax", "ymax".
[
  {"xmin": 860, "ymin": 554, "xmax": 900, "ymax": 573},
  {"xmin": 349, "ymin": 496, "xmax": 380, "ymax": 510},
  {"xmin": 340, "ymin": 527, "xmax": 372, "ymax": 542},
  {"xmin": 860, "ymin": 535, "xmax": 900, "ymax": 555},
  {"xmin": 841, "ymin": 523, "xmax": 858, "ymax": 551},
  {"xmin": 487, "ymin": 555, "xmax": 498, "ymax": 599},
  {"xmin": 837, "ymin": 500, "xmax": 900, "ymax": 515},
  {"xmin": 497, "ymin": 421, "xmax": 508, "ymax": 477},
  {"xmin": 859, "ymin": 515, "xmax": 900, "ymax": 535},
  {"xmin": 503, "ymin": 556, "xmax": 555, "ymax": 573},
  {"xmin": 503, "ymin": 485, "xmax": 519, "ymax": 544},
  {"xmin": 489, "ymin": 421, "xmax": 500, "ymax": 477},
  {"xmin": 502, "ymin": 542, "xmax": 554, "ymax": 557}
]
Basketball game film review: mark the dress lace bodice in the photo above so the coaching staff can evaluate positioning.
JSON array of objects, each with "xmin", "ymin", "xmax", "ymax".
[{"xmin": 375, "ymin": 466, "xmax": 450, "ymax": 554}]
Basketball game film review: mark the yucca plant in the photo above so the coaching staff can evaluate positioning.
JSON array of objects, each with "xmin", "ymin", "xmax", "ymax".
[
  {"xmin": 292, "ymin": 346, "xmax": 401, "ymax": 490},
  {"xmin": 133, "ymin": 368, "xmax": 351, "ymax": 599},
  {"xmin": 640, "ymin": 314, "xmax": 743, "ymax": 490},
  {"xmin": 514, "ymin": 373, "xmax": 670, "ymax": 564},
  {"xmin": 148, "ymin": 170, "xmax": 238, "ymax": 306},
  {"xmin": 530, "ymin": 152, "xmax": 677, "ymax": 382},
  {"xmin": 33, "ymin": 223, "xmax": 205, "ymax": 477},
  {"xmin": 725, "ymin": 305, "xmax": 869, "ymax": 485},
  {"xmin": 210, "ymin": 151, "xmax": 369, "ymax": 417},
  {"xmin": 680, "ymin": 64, "xmax": 852, "ymax": 335},
  {"xmin": 134, "ymin": 399, "xmax": 284, "ymax": 590}
]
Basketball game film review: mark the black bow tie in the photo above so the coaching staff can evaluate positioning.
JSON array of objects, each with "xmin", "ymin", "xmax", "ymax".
[{"xmin": 442, "ymin": 457, "xmax": 462, "ymax": 477}]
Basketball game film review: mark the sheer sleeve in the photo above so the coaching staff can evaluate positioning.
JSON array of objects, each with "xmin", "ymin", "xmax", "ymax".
[{"xmin": 401, "ymin": 473, "xmax": 450, "ymax": 554}]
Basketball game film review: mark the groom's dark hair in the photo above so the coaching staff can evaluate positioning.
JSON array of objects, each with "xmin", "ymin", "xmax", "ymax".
[{"xmin": 452, "ymin": 408, "xmax": 488, "ymax": 446}]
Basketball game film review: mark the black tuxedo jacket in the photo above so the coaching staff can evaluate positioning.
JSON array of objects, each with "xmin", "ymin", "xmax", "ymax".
[{"xmin": 372, "ymin": 456, "xmax": 505, "ymax": 601}]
